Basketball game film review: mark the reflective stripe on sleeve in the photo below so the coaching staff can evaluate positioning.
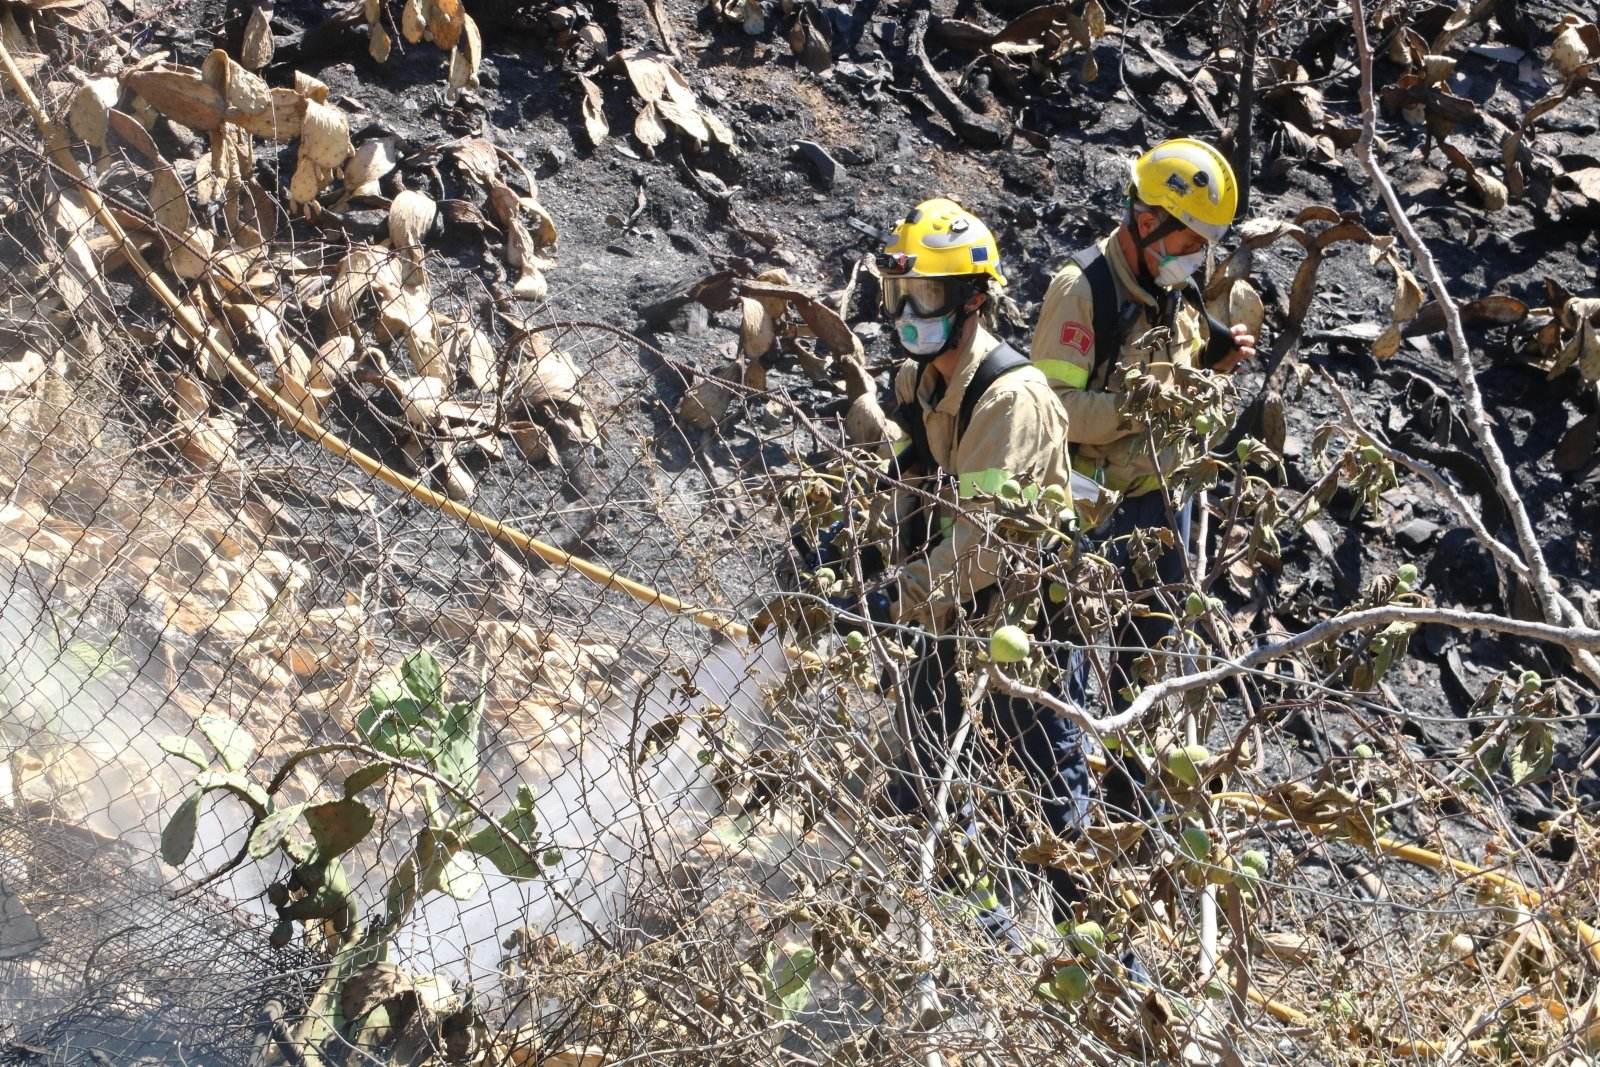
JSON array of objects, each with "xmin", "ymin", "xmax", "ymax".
[
  {"xmin": 957, "ymin": 467, "xmax": 1011, "ymax": 499},
  {"xmin": 1035, "ymin": 358, "xmax": 1090, "ymax": 389}
]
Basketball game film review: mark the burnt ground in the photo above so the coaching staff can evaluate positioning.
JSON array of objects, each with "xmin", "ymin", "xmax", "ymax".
[{"xmin": 109, "ymin": 0, "xmax": 1600, "ymax": 855}]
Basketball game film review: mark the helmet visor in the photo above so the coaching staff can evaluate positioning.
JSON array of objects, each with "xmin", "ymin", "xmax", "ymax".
[{"xmin": 881, "ymin": 275, "xmax": 957, "ymax": 317}]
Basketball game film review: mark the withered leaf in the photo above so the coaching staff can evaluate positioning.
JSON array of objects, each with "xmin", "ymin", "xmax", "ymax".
[
  {"xmin": 428, "ymin": 0, "xmax": 466, "ymax": 50},
  {"xmin": 123, "ymin": 64, "xmax": 225, "ymax": 132},
  {"xmin": 577, "ymin": 74, "xmax": 609, "ymax": 147}
]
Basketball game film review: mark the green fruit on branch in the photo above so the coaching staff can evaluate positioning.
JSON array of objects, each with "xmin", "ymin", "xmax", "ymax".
[
  {"xmin": 1238, "ymin": 849, "xmax": 1269, "ymax": 877},
  {"xmin": 1051, "ymin": 963, "xmax": 1091, "ymax": 1003},
  {"xmin": 1041, "ymin": 484, "xmax": 1069, "ymax": 509},
  {"xmin": 1048, "ymin": 582, "xmax": 1069, "ymax": 605},
  {"xmin": 1183, "ymin": 592, "xmax": 1207, "ymax": 620},
  {"xmin": 1396, "ymin": 563, "xmax": 1418, "ymax": 591},
  {"xmin": 1165, "ymin": 744, "xmax": 1210, "ymax": 787},
  {"xmin": 845, "ymin": 631, "xmax": 866, "ymax": 653},
  {"xmin": 999, "ymin": 479, "xmax": 1024, "ymax": 501},
  {"xmin": 1067, "ymin": 921, "xmax": 1106, "ymax": 956},
  {"xmin": 1178, "ymin": 826, "xmax": 1212, "ymax": 864},
  {"xmin": 1352, "ymin": 743, "xmax": 1375, "ymax": 760},
  {"xmin": 814, "ymin": 567, "xmax": 836, "ymax": 587},
  {"xmin": 1193, "ymin": 412, "xmax": 1215, "ymax": 434},
  {"xmin": 1520, "ymin": 669, "xmax": 1541, "ymax": 693},
  {"xmin": 990, "ymin": 625, "xmax": 1031, "ymax": 664}
]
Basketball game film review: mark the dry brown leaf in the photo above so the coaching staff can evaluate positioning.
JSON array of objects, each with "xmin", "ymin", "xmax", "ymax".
[
  {"xmin": 618, "ymin": 49, "xmax": 733, "ymax": 148},
  {"xmin": 447, "ymin": 14, "xmax": 481, "ymax": 90},
  {"xmin": 107, "ymin": 108, "xmax": 159, "ymax": 159},
  {"xmin": 509, "ymin": 420, "xmax": 556, "ymax": 464},
  {"xmin": 401, "ymin": 0, "xmax": 426, "ymax": 42},
  {"xmin": 182, "ymin": 413, "xmax": 241, "ymax": 471},
  {"xmin": 293, "ymin": 70, "xmax": 330, "ymax": 102},
  {"xmin": 47, "ymin": 191, "xmax": 107, "ymax": 314},
  {"xmin": 370, "ymin": 21, "xmax": 392, "ymax": 62},
  {"xmin": 328, "ymin": 244, "xmax": 387, "ymax": 332},
  {"xmin": 428, "ymin": 0, "xmax": 466, "ymax": 49},
  {"xmin": 172, "ymin": 373, "xmax": 210, "ymax": 422},
  {"xmin": 383, "ymin": 373, "xmax": 448, "ymax": 429},
  {"xmin": 240, "ymin": 4, "xmax": 275, "ymax": 69},
  {"xmin": 634, "ymin": 101, "xmax": 668, "ymax": 150},
  {"xmin": 577, "ymin": 74, "xmax": 609, "ymax": 147},
  {"xmin": 738, "ymin": 296, "xmax": 775, "ymax": 359},
  {"xmin": 1551, "ymin": 15, "xmax": 1597, "ymax": 78},
  {"xmin": 486, "ymin": 181, "xmax": 554, "ymax": 302},
  {"xmin": 314, "ymin": 335, "xmax": 360, "ymax": 384},
  {"xmin": 344, "ymin": 136, "xmax": 400, "ymax": 198},
  {"xmin": 449, "ymin": 137, "xmax": 500, "ymax": 184},
  {"xmin": 149, "ymin": 163, "xmax": 194, "ymax": 237},
  {"xmin": 440, "ymin": 313, "xmax": 499, "ymax": 390},
  {"xmin": 123, "ymin": 64, "xmax": 225, "ymax": 132},
  {"xmin": 1550, "ymin": 296, "xmax": 1600, "ymax": 383},
  {"xmin": 389, "ymin": 188, "xmax": 437, "ymax": 280},
  {"xmin": 439, "ymin": 439, "xmax": 475, "ymax": 500},
  {"xmin": 67, "ymin": 77, "xmax": 120, "ymax": 153},
  {"xmin": 300, "ymin": 97, "xmax": 353, "ymax": 168},
  {"xmin": 677, "ymin": 364, "xmax": 738, "ymax": 429},
  {"xmin": 510, "ymin": 333, "xmax": 581, "ymax": 404}
]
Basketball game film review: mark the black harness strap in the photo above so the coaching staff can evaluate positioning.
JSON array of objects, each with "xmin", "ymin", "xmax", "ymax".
[
  {"xmin": 888, "ymin": 341, "xmax": 1032, "ymax": 557},
  {"xmin": 957, "ymin": 340, "xmax": 1031, "ymax": 442},
  {"xmin": 1077, "ymin": 247, "xmax": 1126, "ymax": 391}
]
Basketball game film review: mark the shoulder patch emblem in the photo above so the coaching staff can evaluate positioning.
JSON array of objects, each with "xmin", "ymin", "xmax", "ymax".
[{"xmin": 1058, "ymin": 322, "xmax": 1094, "ymax": 355}]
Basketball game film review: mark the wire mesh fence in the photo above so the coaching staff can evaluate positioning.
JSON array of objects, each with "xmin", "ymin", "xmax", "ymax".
[{"xmin": 1, "ymin": 6, "xmax": 1599, "ymax": 1066}]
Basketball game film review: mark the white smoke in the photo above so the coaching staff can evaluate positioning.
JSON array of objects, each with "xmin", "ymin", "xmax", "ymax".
[
  {"xmin": 391, "ymin": 638, "xmax": 788, "ymax": 989},
  {"xmin": 0, "ymin": 570, "xmax": 787, "ymax": 997}
]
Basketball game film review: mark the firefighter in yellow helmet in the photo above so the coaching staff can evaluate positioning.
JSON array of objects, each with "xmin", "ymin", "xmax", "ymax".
[
  {"xmin": 1029, "ymin": 138, "xmax": 1256, "ymax": 739},
  {"xmin": 830, "ymin": 197, "xmax": 1093, "ymax": 948}
]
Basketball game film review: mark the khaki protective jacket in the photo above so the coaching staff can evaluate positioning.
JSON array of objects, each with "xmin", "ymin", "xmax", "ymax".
[
  {"xmin": 1029, "ymin": 233, "xmax": 1205, "ymax": 495},
  {"xmin": 885, "ymin": 325, "xmax": 1074, "ymax": 630}
]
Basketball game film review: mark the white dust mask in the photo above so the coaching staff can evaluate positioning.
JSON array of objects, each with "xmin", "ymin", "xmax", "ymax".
[
  {"xmin": 1154, "ymin": 249, "xmax": 1206, "ymax": 289},
  {"xmin": 896, "ymin": 309, "xmax": 954, "ymax": 357}
]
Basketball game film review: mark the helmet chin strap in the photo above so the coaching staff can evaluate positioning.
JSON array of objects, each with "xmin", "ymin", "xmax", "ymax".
[{"xmin": 1126, "ymin": 204, "xmax": 1188, "ymax": 288}]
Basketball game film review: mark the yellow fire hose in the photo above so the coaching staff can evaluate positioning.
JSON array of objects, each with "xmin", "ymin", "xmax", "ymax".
[{"xmin": 3, "ymin": 41, "xmax": 1593, "ymax": 1057}]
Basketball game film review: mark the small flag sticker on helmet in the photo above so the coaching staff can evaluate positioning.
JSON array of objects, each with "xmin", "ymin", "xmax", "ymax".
[{"xmin": 971, "ymin": 246, "xmax": 989, "ymax": 262}]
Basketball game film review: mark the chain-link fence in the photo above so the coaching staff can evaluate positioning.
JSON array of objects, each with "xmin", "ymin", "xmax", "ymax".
[{"xmin": 3, "ymin": 5, "xmax": 1600, "ymax": 1066}]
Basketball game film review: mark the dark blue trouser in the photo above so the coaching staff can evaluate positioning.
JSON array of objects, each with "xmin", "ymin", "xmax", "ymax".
[
  {"xmin": 1092, "ymin": 490, "xmax": 1195, "ymax": 709},
  {"xmin": 1069, "ymin": 489, "xmax": 1195, "ymax": 821},
  {"xmin": 890, "ymin": 630, "xmax": 1092, "ymax": 925}
]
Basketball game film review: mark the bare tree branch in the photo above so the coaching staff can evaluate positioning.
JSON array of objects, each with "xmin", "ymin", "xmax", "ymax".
[
  {"xmin": 1116, "ymin": 604, "xmax": 1600, "ymax": 726},
  {"xmin": 1345, "ymin": 0, "xmax": 1600, "ymax": 691}
]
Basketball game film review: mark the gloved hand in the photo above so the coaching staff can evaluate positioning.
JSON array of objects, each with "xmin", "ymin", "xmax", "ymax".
[
  {"xmin": 792, "ymin": 518, "xmax": 886, "ymax": 580},
  {"xmin": 827, "ymin": 586, "xmax": 894, "ymax": 634}
]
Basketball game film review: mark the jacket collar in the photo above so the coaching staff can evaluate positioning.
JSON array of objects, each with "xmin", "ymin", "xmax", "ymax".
[{"xmin": 918, "ymin": 325, "xmax": 1001, "ymax": 416}]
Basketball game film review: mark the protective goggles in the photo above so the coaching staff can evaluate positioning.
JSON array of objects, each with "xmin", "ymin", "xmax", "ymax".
[{"xmin": 880, "ymin": 274, "xmax": 959, "ymax": 317}]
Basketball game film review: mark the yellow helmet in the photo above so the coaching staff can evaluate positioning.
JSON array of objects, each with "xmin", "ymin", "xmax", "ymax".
[
  {"xmin": 882, "ymin": 197, "xmax": 1007, "ymax": 286},
  {"xmin": 1128, "ymin": 138, "xmax": 1238, "ymax": 244}
]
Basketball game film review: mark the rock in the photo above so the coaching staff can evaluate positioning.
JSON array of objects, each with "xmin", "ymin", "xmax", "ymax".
[
  {"xmin": 1426, "ymin": 527, "xmax": 1496, "ymax": 606},
  {"xmin": 1396, "ymin": 517, "xmax": 1441, "ymax": 551},
  {"xmin": 791, "ymin": 140, "xmax": 842, "ymax": 189},
  {"xmin": 667, "ymin": 301, "xmax": 710, "ymax": 337}
]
